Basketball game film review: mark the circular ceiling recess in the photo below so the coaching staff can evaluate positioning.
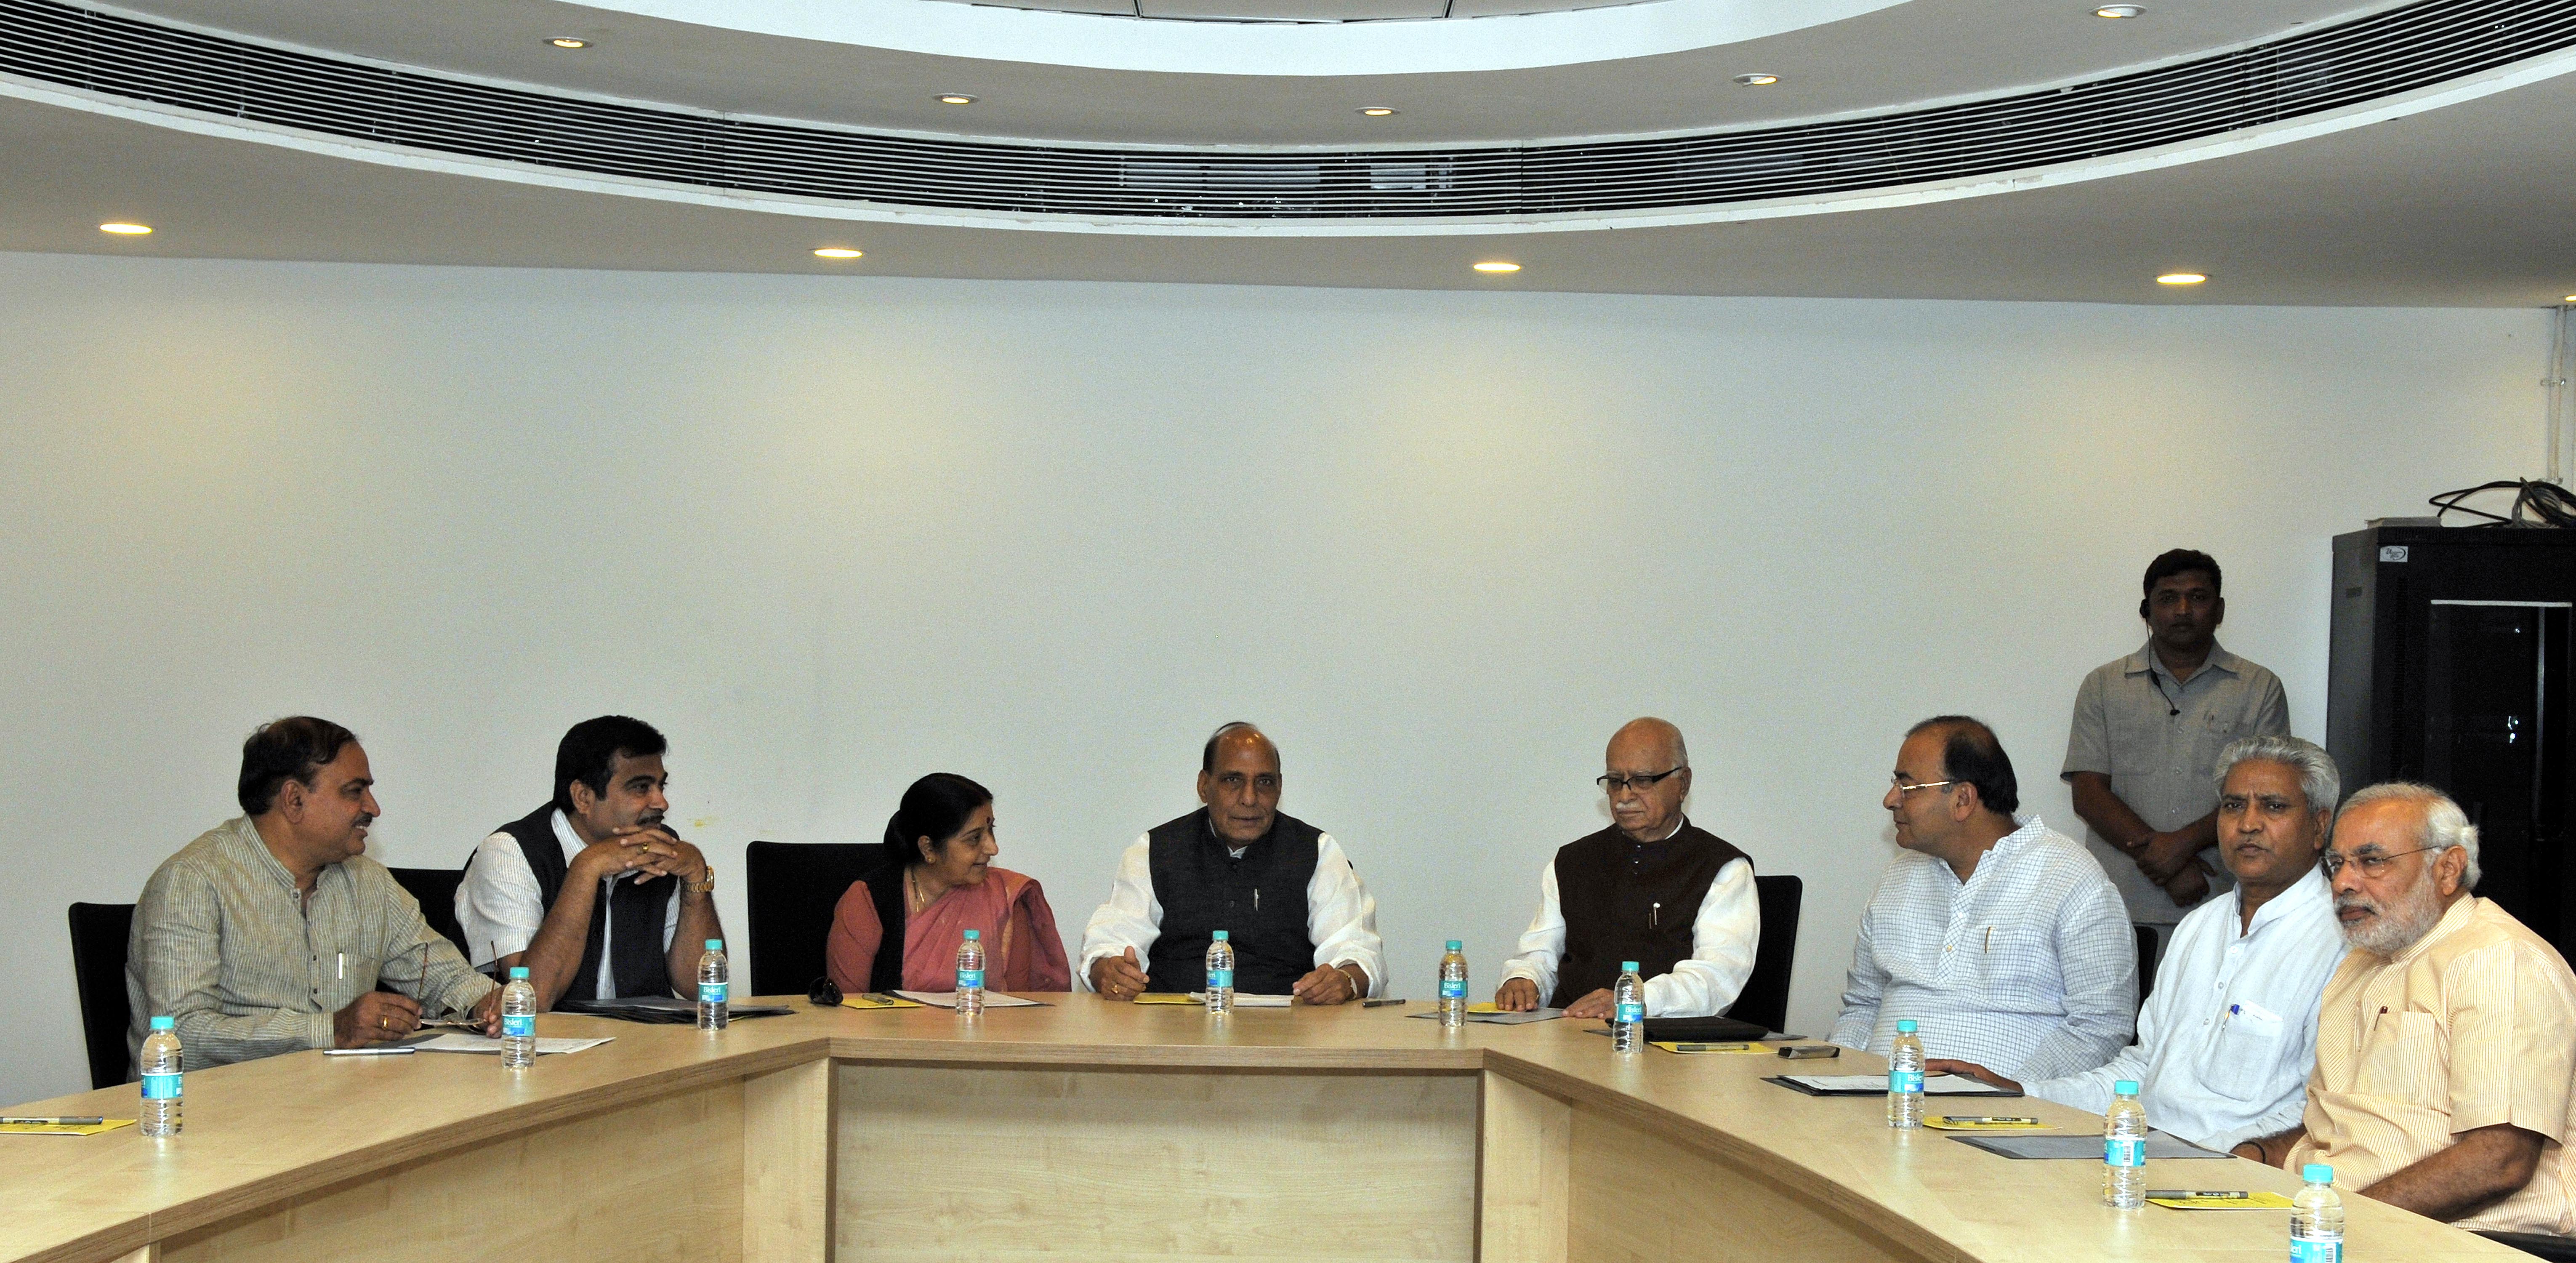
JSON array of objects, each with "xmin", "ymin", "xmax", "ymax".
[{"xmin": 4, "ymin": 0, "xmax": 2573, "ymax": 230}]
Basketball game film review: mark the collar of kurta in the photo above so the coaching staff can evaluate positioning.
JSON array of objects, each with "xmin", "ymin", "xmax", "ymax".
[
  {"xmin": 2235, "ymin": 861, "xmax": 2331, "ymax": 937},
  {"xmin": 225, "ymin": 815, "xmax": 343, "ymax": 898},
  {"xmin": 2382, "ymin": 891, "xmax": 2481, "ymax": 967}
]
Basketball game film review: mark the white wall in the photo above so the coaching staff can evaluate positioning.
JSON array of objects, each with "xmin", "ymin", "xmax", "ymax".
[{"xmin": 0, "ymin": 251, "xmax": 2545, "ymax": 1104}]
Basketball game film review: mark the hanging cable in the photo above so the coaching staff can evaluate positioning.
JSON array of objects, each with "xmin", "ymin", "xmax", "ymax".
[{"xmin": 2429, "ymin": 479, "xmax": 2576, "ymax": 527}]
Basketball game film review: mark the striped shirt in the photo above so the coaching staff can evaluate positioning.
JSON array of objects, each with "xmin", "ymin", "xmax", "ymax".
[
  {"xmin": 1831, "ymin": 815, "xmax": 2137, "ymax": 1081},
  {"xmin": 124, "ymin": 817, "xmax": 495, "ymax": 1073}
]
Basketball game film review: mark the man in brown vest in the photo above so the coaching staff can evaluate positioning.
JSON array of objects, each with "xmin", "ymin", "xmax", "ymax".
[{"xmin": 1494, "ymin": 718, "xmax": 1759, "ymax": 1019}]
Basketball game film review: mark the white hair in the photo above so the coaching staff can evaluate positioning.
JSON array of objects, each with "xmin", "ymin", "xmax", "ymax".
[
  {"xmin": 2214, "ymin": 735, "xmax": 2342, "ymax": 825},
  {"xmin": 2342, "ymin": 781, "xmax": 2481, "ymax": 890}
]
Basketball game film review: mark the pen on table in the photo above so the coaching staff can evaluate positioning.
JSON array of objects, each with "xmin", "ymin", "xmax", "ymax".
[
  {"xmin": 0, "ymin": 1116, "xmax": 105, "ymax": 1126},
  {"xmin": 2146, "ymin": 1190, "xmax": 2248, "ymax": 1200},
  {"xmin": 1360, "ymin": 998, "xmax": 1407, "ymax": 1008},
  {"xmin": 1940, "ymin": 1116, "xmax": 2041, "ymax": 1125},
  {"xmin": 1673, "ymin": 1042, "xmax": 1761, "ymax": 1052}
]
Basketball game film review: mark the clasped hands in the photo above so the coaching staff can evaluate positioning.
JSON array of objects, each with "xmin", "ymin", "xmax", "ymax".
[
  {"xmin": 570, "ymin": 824, "xmax": 709, "ymax": 888},
  {"xmin": 2120, "ymin": 829, "xmax": 2211, "ymax": 904},
  {"xmin": 1087, "ymin": 947, "xmax": 1365, "ymax": 1004},
  {"xmin": 331, "ymin": 984, "xmax": 504, "ymax": 1048}
]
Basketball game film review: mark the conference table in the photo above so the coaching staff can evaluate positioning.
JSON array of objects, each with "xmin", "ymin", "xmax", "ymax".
[{"xmin": 0, "ymin": 996, "xmax": 2528, "ymax": 1263}]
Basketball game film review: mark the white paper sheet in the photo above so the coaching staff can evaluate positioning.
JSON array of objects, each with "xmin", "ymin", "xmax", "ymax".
[
  {"xmin": 415, "ymin": 1034, "xmax": 614, "ymax": 1055},
  {"xmin": 892, "ymin": 990, "xmax": 1044, "ymax": 1009},
  {"xmin": 1188, "ymin": 992, "xmax": 1291, "ymax": 1007},
  {"xmin": 1783, "ymin": 1074, "xmax": 2014, "ymax": 1095}
]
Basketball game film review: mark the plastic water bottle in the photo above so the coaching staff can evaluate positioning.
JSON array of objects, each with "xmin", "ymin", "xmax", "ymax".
[
  {"xmin": 2291, "ymin": 1164, "xmax": 2344, "ymax": 1262},
  {"xmin": 1204, "ymin": 930, "xmax": 1234, "ymax": 1015},
  {"xmin": 1887, "ymin": 1018, "xmax": 1924, "ymax": 1128},
  {"xmin": 139, "ymin": 1015, "xmax": 182, "ymax": 1137},
  {"xmin": 697, "ymin": 938, "xmax": 729, "ymax": 1030},
  {"xmin": 955, "ymin": 928, "xmax": 986, "ymax": 1017},
  {"xmin": 500, "ymin": 967, "xmax": 537, "ymax": 1068},
  {"xmin": 1610, "ymin": 961, "xmax": 1645, "ymax": 1053},
  {"xmin": 2103, "ymin": 1079, "xmax": 2148, "ymax": 1208},
  {"xmin": 1438, "ymin": 940, "xmax": 1469, "ymax": 1028}
]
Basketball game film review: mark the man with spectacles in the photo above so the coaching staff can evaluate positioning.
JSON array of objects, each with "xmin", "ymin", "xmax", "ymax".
[
  {"xmin": 2062, "ymin": 549, "xmax": 2290, "ymax": 927},
  {"xmin": 1080, "ymin": 722, "xmax": 1384, "ymax": 1004},
  {"xmin": 1928, "ymin": 735, "xmax": 2345, "ymax": 1151},
  {"xmin": 2230, "ymin": 783, "xmax": 2576, "ymax": 1237},
  {"xmin": 1830, "ymin": 717, "xmax": 2135, "ymax": 1080},
  {"xmin": 1492, "ymin": 718, "xmax": 1759, "ymax": 1020}
]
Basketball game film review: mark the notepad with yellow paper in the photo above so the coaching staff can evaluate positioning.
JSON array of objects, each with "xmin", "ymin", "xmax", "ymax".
[
  {"xmin": 0, "ymin": 1119, "xmax": 135, "ymax": 1137},
  {"xmin": 2146, "ymin": 1191, "xmax": 2296, "ymax": 1210},
  {"xmin": 1132, "ymin": 992, "xmax": 1199, "ymax": 1005},
  {"xmin": 841, "ymin": 993, "xmax": 925, "ymax": 1010}
]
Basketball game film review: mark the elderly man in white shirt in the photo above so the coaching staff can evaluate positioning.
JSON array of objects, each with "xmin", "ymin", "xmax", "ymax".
[
  {"xmin": 1832, "ymin": 716, "xmax": 2136, "ymax": 1082},
  {"xmin": 1932, "ymin": 735, "xmax": 2346, "ymax": 1151},
  {"xmin": 1083, "ymin": 723, "xmax": 1383, "ymax": 1004},
  {"xmin": 1494, "ymin": 718, "xmax": 1759, "ymax": 1021}
]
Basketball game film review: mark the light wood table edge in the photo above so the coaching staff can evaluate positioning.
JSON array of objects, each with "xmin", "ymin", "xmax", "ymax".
[
  {"xmin": 13, "ymin": 1225, "xmax": 153, "ymax": 1263},
  {"xmin": 818, "ymin": 1036, "xmax": 1486, "ymax": 1074}
]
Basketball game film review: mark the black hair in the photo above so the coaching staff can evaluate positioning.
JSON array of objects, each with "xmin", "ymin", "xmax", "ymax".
[
  {"xmin": 1905, "ymin": 715, "xmax": 2019, "ymax": 815},
  {"xmin": 886, "ymin": 773, "xmax": 995, "ymax": 866},
  {"xmin": 1202, "ymin": 721, "xmax": 1260, "ymax": 773},
  {"xmin": 553, "ymin": 716, "xmax": 668, "ymax": 813},
  {"xmin": 2140, "ymin": 549, "xmax": 2222, "ymax": 617},
  {"xmin": 237, "ymin": 716, "xmax": 360, "ymax": 816}
]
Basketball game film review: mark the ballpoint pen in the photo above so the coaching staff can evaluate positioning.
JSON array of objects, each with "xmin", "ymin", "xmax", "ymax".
[
  {"xmin": 0, "ymin": 1116, "xmax": 106, "ymax": 1126},
  {"xmin": 2146, "ymin": 1190, "xmax": 2249, "ymax": 1200}
]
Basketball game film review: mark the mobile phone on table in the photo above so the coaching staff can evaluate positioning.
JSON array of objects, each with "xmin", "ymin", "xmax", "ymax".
[{"xmin": 1777, "ymin": 1045, "xmax": 1840, "ymax": 1059}]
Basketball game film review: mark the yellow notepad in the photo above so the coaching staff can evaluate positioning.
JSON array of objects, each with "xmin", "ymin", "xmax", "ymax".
[
  {"xmin": 1922, "ymin": 1116, "xmax": 2052, "ymax": 1131},
  {"xmin": 0, "ymin": 1120, "xmax": 135, "ymax": 1137},
  {"xmin": 2147, "ymin": 1192, "xmax": 2296, "ymax": 1210},
  {"xmin": 1650, "ymin": 1041, "xmax": 1777, "ymax": 1055},
  {"xmin": 1466, "ymin": 1002, "xmax": 1505, "ymax": 1014},
  {"xmin": 1132, "ymin": 993, "xmax": 1199, "ymax": 1005},
  {"xmin": 841, "ymin": 994, "xmax": 924, "ymax": 1010}
]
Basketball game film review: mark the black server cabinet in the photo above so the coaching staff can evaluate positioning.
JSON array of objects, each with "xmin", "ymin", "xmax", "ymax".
[{"xmin": 2327, "ymin": 524, "xmax": 2576, "ymax": 960}]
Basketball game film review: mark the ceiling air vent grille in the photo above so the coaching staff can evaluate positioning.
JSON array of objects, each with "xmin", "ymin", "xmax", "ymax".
[{"xmin": 1, "ymin": 0, "xmax": 2570, "ymax": 220}]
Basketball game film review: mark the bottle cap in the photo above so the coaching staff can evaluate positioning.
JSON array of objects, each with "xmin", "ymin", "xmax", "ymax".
[
  {"xmin": 1896, "ymin": 1019, "xmax": 1917, "ymax": 1033},
  {"xmin": 2304, "ymin": 1164, "xmax": 2334, "ymax": 1184},
  {"xmin": 1621, "ymin": 961, "xmax": 1639, "ymax": 972},
  {"xmin": 706, "ymin": 939, "xmax": 723, "ymax": 951},
  {"xmin": 963, "ymin": 929, "xmax": 980, "ymax": 941},
  {"xmin": 2115, "ymin": 1080, "xmax": 2140, "ymax": 1095},
  {"xmin": 149, "ymin": 1015, "xmax": 175, "ymax": 1031},
  {"xmin": 1446, "ymin": 940, "xmax": 1463, "ymax": 951},
  {"xmin": 1213, "ymin": 930, "xmax": 1229, "ymax": 942},
  {"xmin": 510, "ymin": 966, "xmax": 530, "ymax": 980}
]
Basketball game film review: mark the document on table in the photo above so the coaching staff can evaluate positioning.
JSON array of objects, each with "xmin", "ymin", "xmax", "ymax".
[
  {"xmin": 1408, "ymin": 1005, "xmax": 1564, "ymax": 1025},
  {"xmin": 0, "ymin": 1119, "xmax": 134, "ymax": 1136},
  {"xmin": 1769, "ymin": 1074, "xmax": 2020, "ymax": 1096},
  {"xmin": 2146, "ymin": 1192, "xmax": 2295, "ymax": 1209},
  {"xmin": 1188, "ymin": 992, "xmax": 1291, "ymax": 1007},
  {"xmin": 415, "ymin": 1033, "xmax": 614, "ymax": 1056},
  {"xmin": 893, "ymin": 991, "xmax": 1046, "ymax": 1009},
  {"xmin": 1950, "ymin": 1132, "xmax": 2229, "ymax": 1161}
]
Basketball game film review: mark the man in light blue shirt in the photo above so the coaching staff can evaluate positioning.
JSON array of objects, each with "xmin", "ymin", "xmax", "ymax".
[{"xmin": 1932, "ymin": 735, "xmax": 2345, "ymax": 1151}]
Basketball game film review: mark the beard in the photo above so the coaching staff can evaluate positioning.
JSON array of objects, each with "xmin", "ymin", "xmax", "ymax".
[{"xmin": 2336, "ymin": 876, "xmax": 2447, "ymax": 956}]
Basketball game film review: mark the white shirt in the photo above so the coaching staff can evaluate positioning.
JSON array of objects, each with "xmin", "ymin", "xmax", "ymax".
[
  {"xmin": 2028, "ymin": 863, "xmax": 2344, "ymax": 1151},
  {"xmin": 454, "ymin": 808, "xmax": 680, "ymax": 999},
  {"xmin": 1830, "ymin": 815, "xmax": 2137, "ymax": 1082},
  {"xmin": 1496, "ymin": 817, "xmax": 1759, "ymax": 1018},
  {"xmin": 1078, "ymin": 826, "xmax": 1385, "ymax": 994}
]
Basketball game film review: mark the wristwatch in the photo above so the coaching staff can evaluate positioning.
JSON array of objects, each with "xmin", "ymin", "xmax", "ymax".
[{"xmin": 687, "ymin": 864, "xmax": 716, "ymax": 895}]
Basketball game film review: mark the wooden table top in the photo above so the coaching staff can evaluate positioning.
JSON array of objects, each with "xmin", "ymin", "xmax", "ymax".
[{"xmin": 0, "ymin": 997, "xmax": 2528, "ymax": 1263}]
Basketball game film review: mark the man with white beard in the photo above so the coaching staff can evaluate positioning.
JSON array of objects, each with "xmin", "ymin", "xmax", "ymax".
[{"xmin": 2232, "ymin": 783, "xmax": 2576, "ymax": 1239}]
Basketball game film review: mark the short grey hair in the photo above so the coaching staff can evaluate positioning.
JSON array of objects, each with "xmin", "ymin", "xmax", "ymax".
[
  {"xmin": 2213, "ymin": 735, "xmax": 2342, "ymax": 825},
  {"xmin": 2341, "ymin": 781, "xmax": 2482, "ymax": 890}
]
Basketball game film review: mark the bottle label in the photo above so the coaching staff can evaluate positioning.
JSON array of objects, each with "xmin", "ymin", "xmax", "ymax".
[
  {"xmin": 956, "ymin": 968, "xmax": 985, "ymax": 991},
  {"xmin": 1207, "ymin": 967, "xmax": 1233, "ymax": 991},
  {"xmin": 141, "ymin": 1071, "xmax": 181, "ymax": 1101},
  {"xmin": 2105, "ymin": 1137, "xmax": 2145, "ymax": 1168},
  {"xmin": 1614, "ymin": 1001, "xmax": 1643, "ymax": 1023},
  {"xmin": 503, "ymin": 1013, "xmax": 535, "ymax": 1039},
  {"xmin": 2291, "ymin": 1237, "xmax": 2340, "ymax": 1263},
  {"xmin": 698, "ymin": 982, "xmax": 728, "ymax": 1005},
  {"xmin": 1440, "ymin": 978, "xmax": 1466, "ymax": 1000},
  {"xmin": 1890, "ymin": 1070, "xmax": 1923, "ymax": 1095}
]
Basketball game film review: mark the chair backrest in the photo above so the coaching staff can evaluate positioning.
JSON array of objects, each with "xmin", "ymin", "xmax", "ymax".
[
  {"xmin": 2134, "ymin": 923, "xmax": 2161, "ymax": 1014},
  {"xmin": 1732, "ymin": 874, "xmax": 1804, "ymax": 1034},
  {"xmin": 746, "ymin": 841, "xmax": 887, "ymax": 997},
  {"xmin": 67, "ymin": 902, "xmax": 136, "ymax": 1090},
  {"xmin": 387, "ymin": 866, "xmax": 473, "ymax": 961}
]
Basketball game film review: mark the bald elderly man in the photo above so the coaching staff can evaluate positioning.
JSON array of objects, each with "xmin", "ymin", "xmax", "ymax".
[
  {"xmin": 1495, "ymin": 719, "xmax": 1760, "ymax": 1020},
  {"xmin": 1081, "ymin": 722, "xmax": 1385, "ymax": 1004}
]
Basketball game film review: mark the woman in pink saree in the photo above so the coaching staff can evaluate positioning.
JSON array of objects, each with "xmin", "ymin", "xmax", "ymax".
[{"xmin": 825, "ymin": 773, "xmax": 1071, "ymax": 995}]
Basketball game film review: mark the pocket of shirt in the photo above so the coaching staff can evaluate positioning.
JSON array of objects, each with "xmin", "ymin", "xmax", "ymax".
[
  {"xmin": 2205, "ymin": 1004, "xmax": 2288, "ymax": 1102},
  {"xmin": 2357, "ymin": 1010, "xmax": 2440, "ymax": 1102},
  {"xmin": 1975, "ymin": 922, "xmax": 2057, "ymax": 995}
]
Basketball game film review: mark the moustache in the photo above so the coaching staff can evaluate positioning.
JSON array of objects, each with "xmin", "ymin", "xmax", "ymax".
[{"xmin": 2334, "ymin": 893, "xmax": 2379, "ymax": 915}]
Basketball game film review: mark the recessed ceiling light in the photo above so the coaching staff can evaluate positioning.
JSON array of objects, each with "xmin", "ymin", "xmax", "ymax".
[
  {"xmin": 97, "ymin": 222, "xmax": 152, "ymax": 235},
  {"xmin": 935, "ymin": 94, "xmax": 977, "ymax": 105},
  {"xmin": 1472, "ymin": 261, "xmax": 1522, "ymax": 274},
  {"xmin": 1357, "ymin": 107, "xmax": 1399, "ymax": 117},
  {"xmin": 813, "ymin": 248, "xmax": 864, "ymax": 259},
  {"xmin": 2156, "ymin": 272, "xmax": 2208, "ymax": 285},
  {"xmin": 2093, "ymin": 4, "xmax": 2144, "ymax": 16},
  {"xmin": 548, "ymin": 37, "xmax": 588, "ymax": 49},
  {"xmin": 1734, "ymin": 73, "xmax": 1780, "ymax": 86}
]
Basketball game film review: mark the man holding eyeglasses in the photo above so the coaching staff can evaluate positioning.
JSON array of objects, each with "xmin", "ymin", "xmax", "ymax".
[
  {"xmin": 2230, "ymin": 783, "xmax": 2576, "ymax": 1237},
  {"xmin": 1830, "ymin": 716, "xmax": 2135, "ymax": 1081},
  {"xmin": 1080, "ymin": 722, "xmax": 1384, "ymax": 1004},
  {"xmin": 1493, "ymin": 718, "xmax": 1759, "ymax": 1020},
  {"xmin": 1928, "ymin": 735, "xmax": 2345, "ymax": 1151}
]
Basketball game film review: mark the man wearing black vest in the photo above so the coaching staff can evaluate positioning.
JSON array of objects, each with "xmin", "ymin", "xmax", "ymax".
[
  {"xmin": 454, "ymin": 716, "xmax": 724, "ymax": 1009},
  {"xmin": 1494, "ymin": 718, "xmax": 1760, "ymax": 1020},
  {"xmin": 1081, "ymin": 722, "xmax": 1384, "ymax": 1004}
]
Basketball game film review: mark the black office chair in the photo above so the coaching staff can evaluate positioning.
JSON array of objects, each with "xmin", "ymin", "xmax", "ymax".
[
  {"xmin": 2133, "ymin": 923, "xmax": 2161, "ymax": 1013},
  {"xmin": 1730, "ymin": 874, "xmax": 1803, "ymax": 1034},
  {"xmin": 67, "ymin": 903, "xmax": 136, "ymax": 1090},
  {"xmin": 2481, "ymin": 1232, "xmax": 2576, "ymax": 1261},
  {"xmin": 387, "ymin": 866, "xmax": 472, "ymax": 959},
  {"xmin": 745, "ymin": 841, "xmax": 887, "ymax": 997}
]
